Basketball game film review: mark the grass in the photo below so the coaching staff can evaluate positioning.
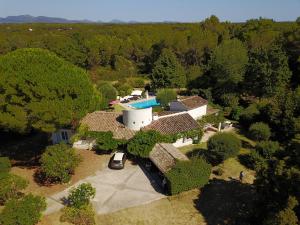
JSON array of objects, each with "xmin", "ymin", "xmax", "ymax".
[
  {"xmin": 97, "ymin": 189, "xmax": 205, "ymax": 225},
  {"xmin": 113, "ymin": 104, "xmax": 126, "ymax": 112},
  {"xmin": 179, "ymin": 142, "xmax": 207, "ymax": 155}
]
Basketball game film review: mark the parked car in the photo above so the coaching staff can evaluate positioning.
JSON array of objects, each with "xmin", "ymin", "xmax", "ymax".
[{"xmin": 109, "ymin": 152, "xmax": 127, "ymax": 169}]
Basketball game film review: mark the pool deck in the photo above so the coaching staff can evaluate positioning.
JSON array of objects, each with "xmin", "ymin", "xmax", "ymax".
[{"xmin": 119, "ymin": 96, "xmax": 157, "ymax": 110}]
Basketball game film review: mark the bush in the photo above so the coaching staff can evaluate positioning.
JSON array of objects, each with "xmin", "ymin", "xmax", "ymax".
[
  {"xmin": 166, "ymin": 158, "xmax": 211, "ymax": 195},
  {"xmin": 86, "ymin": 131, "xmax": 120, "ymax": 152},
  {"xmin": 0, "ymin": 194, "xmax": 46, "ymax": 225},
  {"xmin": 61, "ymin": 204, "xmax": 96, "ymax": 225},
  {"xmin": 68, "ymin": 183, "xmax": 96, "ymax": 209},
  {"xmin": 255, "ymin": 141, "xmax": 280, "ymax": 159},
  {"xmin": 248, "ymin": 150, "xmax": 268, "ymax": 171},
  {"xmin": 98, "ymin": 83, "xmax": 117, "ymax": 103},
  {"xmin": 239, "ymin": 103, "xmax": 260, "ymax": 126},
  {"xmin": 127, "ymin": 131, "xmax": 170, "ymax": 158},
  {"xmin": 156, "ymin": 89, "xmax": 177, "ymax": 108},
  {"xmin": 249, "ymin": 122, "xmax": 271, "ymax": 141},
  {"xmin": 0, "ymin": 157, "xmax": 11, "ymax": 175},
  {"xmin": 40, "ymin": 144, "xmax": 81, "ymax": 183},
  {"xmin": 0, "ymin": 174, "xmax": 28, "ymax": 204},
  {"xmin": 114, "ymin": 82, "xmax": 133, "ymax": 97},
  {"xmin": 207, "ymin": 133, "xmax": 241, "ymax": 164}
]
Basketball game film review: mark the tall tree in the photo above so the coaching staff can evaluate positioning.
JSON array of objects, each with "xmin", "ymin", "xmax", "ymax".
[
  {"xmin": 0, "ymin": 48, "xmax": 100, "ymax": 133},
  {"xmin": 246, "ymin": 45, "xmax": 292, "ymax": 97},
  {"xmin": 210, "ymin": 39, "xmax": 248, "ymax": 95},
  {"xmin": 151, "ymin": 49, "xmax": 186, "ymax": 88}
]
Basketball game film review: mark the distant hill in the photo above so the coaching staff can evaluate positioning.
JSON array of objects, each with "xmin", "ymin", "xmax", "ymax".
[
  {"xmin": 0, "ymin": 15, "xmax": 94, "ymax": 24},
  {"xmin": 0, "ymin": 15, "xmax": 181, "ymax": 24}
]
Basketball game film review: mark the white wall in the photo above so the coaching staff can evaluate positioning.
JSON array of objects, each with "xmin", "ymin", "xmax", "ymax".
[
  {"xmin": 169, "ymin": 101, "xmax": 187, "ymax": 111},
  {"xmin": 173, "ymin": 137, "xmax": 194, "ymax": 147},
  {"xmin": 51, "ymin": 129, "xmax": 73, "ymax": 144},
  {"xmin": 188, "ymin": 105, "xmax": 207, "ymax": 120},
  {"xmin": 123, "ymin": 108, "xmax": 153, "ymax": 130}
]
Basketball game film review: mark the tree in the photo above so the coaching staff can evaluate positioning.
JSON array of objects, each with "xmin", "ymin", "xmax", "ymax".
[
  {"xmin": 263, "ymin": 196, "xmax": 299, "ymax": 225},
  {"xmin": 207, "ymin": 133, "xmax": 241, "ymax": 164},
  {"xmin": 166, "ymin": 158, "xmax": 211, "ymax": 195},
  {"xmin": 296, "ymin": 17, "xmax": 300, "ymax": 25},
  {"xmin": 255, "ymin": 141, "xmax": 280, "ymax": 159},
  {"xmin": 156, "ymin": 89, "xmax": 177, "ymax": 108},
  {"xmin": 0, "ymin": 194, "xmax": 46, "ymax": 225},
  {"xmin": 0, "ymin": 174, "xmax": 28, "ymax": 203},
  {"xmin": 114, "ymin": 83, "xmax": 133, "ymax": 97},
  {"xmin": 246, "ymin": 45, "xmax": 292, "ymax": 97},
  {"xmin": 249, "ymin": 122, "xmax": 271, "ymax": 141},
  {"xmin": 68, "ymin": 183, "xmax": 96, "ymax": 209},
  {"xmin": 40, "ymin": 144, "xmax": 81, "ymax": 183},
  {"xmin": 98, "ymin": 83, "xmax": 118, "ymax": 104},
  {"xmin": 61, "ymin": 183, "xmax": 96, "ymax": 225},
  {"xmin": 151, "ymin": 49, "xmax": 186, "ymax": 88},
  {"xmin": 0, "ymin": 48, "xmax": 100, "ymax": 133},
  {"xmin": 210, "ymin": 39, "xmax": 248, "ymax": 95}
]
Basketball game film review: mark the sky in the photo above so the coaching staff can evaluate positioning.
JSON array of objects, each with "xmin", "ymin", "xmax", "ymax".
[{"xmin": 1, "ymin": 0, "xmax": 300, "ymax": 22}]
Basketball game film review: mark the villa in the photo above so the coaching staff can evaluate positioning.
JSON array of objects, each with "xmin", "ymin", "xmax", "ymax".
[{"xmin": 52, "ymin": 95, "xmax": 208, "ymax": 148}]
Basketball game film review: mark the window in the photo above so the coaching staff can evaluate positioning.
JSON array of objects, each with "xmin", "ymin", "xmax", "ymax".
[{"xmin": 61, "ymin": 131, "xmax": 69, "ymax": 141}]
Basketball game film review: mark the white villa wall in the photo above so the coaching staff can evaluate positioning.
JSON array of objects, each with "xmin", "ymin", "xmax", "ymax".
[
  {"xmin": 188, "ymin": 105, "xmax": 207, "ymax": 120},
  {"xmin": 123, "ymin": 108, "xmax": 153, "ymax": 130},
  {"xmin": 173, "ymin": 137, "xmax": 194, "ymax": 147},
  {"xmin": 51, "ymin": 129, "xmax": 74, "ymax": 144},
  {"xmin": 169, "ymin": 101, "xmax": 187, "ymax": 111}
]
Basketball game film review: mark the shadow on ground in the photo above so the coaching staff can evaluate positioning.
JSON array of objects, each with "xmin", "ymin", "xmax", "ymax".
[
  {"xmin": 194, "ymin": 178, "xmax": 257, "ymax": 225},
  {"xmin": 0, "ymin": 132, "xmax": 48, "ymax": 168}
]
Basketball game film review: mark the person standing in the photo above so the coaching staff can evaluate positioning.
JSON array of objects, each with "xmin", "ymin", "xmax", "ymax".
[{"xmin": 239, "ymin": 171, "xmax": 244, "ymax": 182}]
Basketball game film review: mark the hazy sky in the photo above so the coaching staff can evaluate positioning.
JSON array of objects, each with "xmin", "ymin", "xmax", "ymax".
[{"xmin": 1, "ymin": 0, "xmax": 299, "ymax": 22}]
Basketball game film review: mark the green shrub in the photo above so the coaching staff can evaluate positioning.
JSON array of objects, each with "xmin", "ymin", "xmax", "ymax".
[
  {"xmin": 98, "ymin": 83, "xmax": 117, "ymax": 103},
  {"xmin": 255, "ymin": 141, "xmax": 280, "ymax": 159},
  {"xmin": 0, "ymin": 174, "xmax": 28, "ymax": 204},
  {"xmin": 127, "ymin": 131, "xmax": 169, "ymax": 158},
  {"xmin": 248, "ymin": 150, "xmax": 268, "ymax": 171},
  {"xmin": 114, "ymin": 82, "xmax": 133, "ymax": 97},
  {"xmin": 86, "ymin": 131, "xmax": 120, "ymax": 152},
  {"xmin": 239, "ymin": 103, "xmax": 260, "ymax": 126},
  {"xmin": 0, "ymin": 194, "xmax": 46, "ymax": 225},
  {"xmin": 68, "ymin": 183, "xmax": 96, "ymax": 209},
  {"xmin": 40, "ymin": 143, "xmax": 81, "ymax": 183},
  {"xmin": 61, "ymin": 204, "xmax": 96, "ymax": 225},
  {"xmin": 0, "ymin": 157, "xmax": 11, "ymax": 175},
  {"xmin": 127, "ymin": 77, "xmax": 145, "ymax": 87},
  {"xmin": 156, "ymin": 89, "xmax": 177, "ymax": 108},
  {"xmin": 249, "ymin": 122, "xmax": 271, "ymax": 141},
  {"xmin": 166, "ymin": 158, "xmax": 211, "ymax": 195},
  {"xmin": 230, "ymin": 106, "xmax": 244, "ymax": 121},
  {"xmin": 207, "ymin": 133, "xmax": 241, "ymax": 164}
]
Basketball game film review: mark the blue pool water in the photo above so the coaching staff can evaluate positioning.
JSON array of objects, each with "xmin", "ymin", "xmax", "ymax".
[{"xmin": 129, "ymin": 98, "xmax": 160, "ymax": 109}]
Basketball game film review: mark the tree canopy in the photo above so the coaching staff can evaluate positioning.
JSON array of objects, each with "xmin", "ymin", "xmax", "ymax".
[
  {"xmin": 151, "ymin": 49, "xmax": 186, "ymax": 88},
  {"xmin": 0, "ymin": 48, "xmax": 100, "ymax": 133}
]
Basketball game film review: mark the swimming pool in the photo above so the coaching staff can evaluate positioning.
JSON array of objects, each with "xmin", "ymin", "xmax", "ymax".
[{"xmin": 129, "ymin": 98, "xmax": 160, "ymax": 109}]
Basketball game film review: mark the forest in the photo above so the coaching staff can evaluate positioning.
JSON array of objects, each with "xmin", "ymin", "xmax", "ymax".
[{"xmin": 0, "ymin": 15, "xmax": 300, "ymax": 224}]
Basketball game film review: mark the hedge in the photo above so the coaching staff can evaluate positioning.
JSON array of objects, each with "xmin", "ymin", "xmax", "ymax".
[{"xmin": 166, "ymin": 158, "xmax": 211, "ymax": 195}]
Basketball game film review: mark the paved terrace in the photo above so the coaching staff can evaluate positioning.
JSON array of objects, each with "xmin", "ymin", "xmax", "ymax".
[{"xmin": 45, "ymin": 163, "xmax": 165, "ymax": 215}]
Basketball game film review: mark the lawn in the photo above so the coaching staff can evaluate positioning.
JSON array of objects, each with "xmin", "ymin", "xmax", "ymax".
[{"xmin": 113, "ymin": 104, "xmax": 126, "ymax": 112}]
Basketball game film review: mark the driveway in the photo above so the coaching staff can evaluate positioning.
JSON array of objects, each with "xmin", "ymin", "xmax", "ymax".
[{"xmin": 44, "ymin": 162, "xmax": 165, "ymax": 215}]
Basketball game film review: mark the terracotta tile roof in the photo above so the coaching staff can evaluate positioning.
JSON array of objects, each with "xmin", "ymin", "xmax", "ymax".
[
  {"xmin": 81, "ymin": 111, "xmax": 135, "ymax": 140},
  {"xmin": 143, "ymin": 113, "xmax": 200, "ymax": 135},
  {"xmin": 149, "ymin": 143, "xmax": 189, "ymax": 173},
  {"xmin": 179, "ymin": 96, "xmax": 208, "ymax": 110},
  {"xmin": 156, "ymin": 111, "xmax": 179, "ymax": 116}
]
